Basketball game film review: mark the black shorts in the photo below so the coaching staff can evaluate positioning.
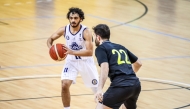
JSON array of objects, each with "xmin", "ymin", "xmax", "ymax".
[{"xmin": 102, "ymin": 82, "xmax": 141, "ymax": 109}]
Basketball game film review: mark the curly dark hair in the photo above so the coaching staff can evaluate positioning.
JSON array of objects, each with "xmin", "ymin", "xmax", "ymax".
[
  {"xmin": 67, "ymin": 7, "xmax": 85, "ymax": 20},
  {"xmin": 93, "ymin": 24, "xmax": 110, "ymax": 40}
]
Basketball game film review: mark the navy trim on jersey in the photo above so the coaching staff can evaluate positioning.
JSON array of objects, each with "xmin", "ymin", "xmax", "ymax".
[
  {"xmin": 69, "ymin": 24, "xmax": 82, "ymax": 36},
  {"xmin": 64, "ymin": 26, "xmax": 67, "ymax": 37},
  {"xmin": 82, "ymin": 28, "xmax": 87, "ymax": 40}
]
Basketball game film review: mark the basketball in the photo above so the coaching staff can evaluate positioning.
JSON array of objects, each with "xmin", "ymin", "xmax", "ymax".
[{"xmin": 49, "ymin": 43, "xmax": 67, "ymax": 61}]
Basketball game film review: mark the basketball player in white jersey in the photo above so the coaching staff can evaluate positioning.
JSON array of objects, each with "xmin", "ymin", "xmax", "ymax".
[{"xmin": 47, "ymin": 7, "xmax": 99, "ymax": 109}]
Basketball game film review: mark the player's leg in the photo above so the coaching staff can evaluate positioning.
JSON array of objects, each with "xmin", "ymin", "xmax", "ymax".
[
  {"xmin": 61, "ymin": 61, "xmax": 78, "ymax": 108},
  {"xmin": 61, "ymin": 79, "xmax": 73, "ymax": 107},
  {"xmin": 102, "ymin": 87, "xmax": 126, "ymax": 109},
  {"xmin": 124, "ymin": 82, "xmax": 141, "ymax": 109}
]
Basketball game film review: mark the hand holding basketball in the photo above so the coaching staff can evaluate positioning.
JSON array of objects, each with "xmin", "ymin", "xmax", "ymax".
[
  {"xmin": 62, "ymin": 45, "xmax": 73, "ymax": 55},
  {"xmin": 49, "ymin": 43, "xmax": 67, "ymax": 61}
]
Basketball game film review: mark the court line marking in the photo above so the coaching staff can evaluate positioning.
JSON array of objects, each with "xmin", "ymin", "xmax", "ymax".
[
  {"xmin": 109, "ymin": 0, "xmax": 148, "ymax": 28},
  {"xmin": 0, "ymin": 14, "xmax": 189, "ymax": 42},
  {"xmin": 0, "ymin": 75, "xmax": 189, "ymax": 109},
  {"xmin": 0, "ymin": 55, "xmax": 190, "ymax": 70},
  {"xmin": 87, "ymin": 14, "xmax": 190, "ymax": 42},
  {"xmin": 140, "ymin": 56, "xmax": 190, "ymax": 60},
  {"xmin": 0, "ymin": 0, "xmax": 189, "ymax": 42},
  {"xmin": 0, "ymin": 21, "xmax": 9, "ymax": 25},
  {"xmin": 0, "ymin": 75, "xmax": 60, "ymax": 82},
  {"xmin": 0, "ymin": 75, "xmax": 189, "ymax": 87},
  {"xmin": 0, "ymin": 94, "xmax": 93, "ymax": 102},
  {"xmin": 174, "ymin": 104, "xmax": 190, "ymax": 109},
  {"xmin": 140, "ymin": 77, "xmax": 190, "ymax": 87},
  {"xmin": 0, "ymin": 88, "xmax": 184, "ymax": 102}
]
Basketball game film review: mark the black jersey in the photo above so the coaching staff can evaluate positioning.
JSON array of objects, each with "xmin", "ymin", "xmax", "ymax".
[{"xmin": 95, "ymin": 41, "xmax": 139, "ymax": 87}]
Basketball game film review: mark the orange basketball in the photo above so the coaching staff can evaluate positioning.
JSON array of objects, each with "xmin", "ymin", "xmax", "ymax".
[{"xmin": 49, "ymin": 43, "xmax": 67, "ymax": 61}]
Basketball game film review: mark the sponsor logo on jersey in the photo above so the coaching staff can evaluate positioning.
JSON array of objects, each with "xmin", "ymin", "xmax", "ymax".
[
  {"xmin": 69, "ymin": 42, "xmax": 83, "ymax": 50},
  {"xmin": 92, "ymin": 79, "xmax": 98, "ymax": 85}
]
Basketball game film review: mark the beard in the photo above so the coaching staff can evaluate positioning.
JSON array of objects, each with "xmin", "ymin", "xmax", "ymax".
[
  {"xmin": 70, "ymin": 21, "xmax": 80, "ymax": 28},
  {"xmin": 95, "ymin": 37, "xmax": 100, "ymax": 47}
]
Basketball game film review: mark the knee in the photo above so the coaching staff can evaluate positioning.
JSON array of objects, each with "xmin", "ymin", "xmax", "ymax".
[{"xmin": 61, "ymin": 82, "xmax": 70, "ymax": 91}]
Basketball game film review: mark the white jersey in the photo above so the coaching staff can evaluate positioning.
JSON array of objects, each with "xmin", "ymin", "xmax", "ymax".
[
  {"xmin": 64, "ymin": 24, "xmax": 92, "ymax": 60},
  {"xmin": 62, "ymin": 24, "xmax": 99, "ymax": 88}
]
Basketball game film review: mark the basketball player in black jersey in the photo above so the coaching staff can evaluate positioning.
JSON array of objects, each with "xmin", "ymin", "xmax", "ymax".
[{"xmin": 93, "ymin": 24, "xmax": 142, "ymax": 109}]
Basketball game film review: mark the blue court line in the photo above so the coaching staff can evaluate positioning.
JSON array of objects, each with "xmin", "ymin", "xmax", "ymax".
[
  {"xmin": 87, "ymin": 14, "xmax": 190, "ymax": 42},
  {"xmin": 1, "ymin": 14, "xmax": 189, "ymax": 42},
  {"xmin": 124, "ymin": 24, "xmax": 190, "ymax": 42},
  {"xmin": 0, "ymin": 56, "xmax": 190, "ymax": 70}
]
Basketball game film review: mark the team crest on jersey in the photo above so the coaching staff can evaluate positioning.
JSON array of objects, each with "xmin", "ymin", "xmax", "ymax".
[
  {"xmin": 66, "ymin": 35, "xmax": 70, "ymax": 40},
  {"xmin": 92, "ymin": 79, "xmax": 98, "ymax": 85},
  {"xmin": 69, "ymin": 42, "xmax": 83, "ymax": 50}
]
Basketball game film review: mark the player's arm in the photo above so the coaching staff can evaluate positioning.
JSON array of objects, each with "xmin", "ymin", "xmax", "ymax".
[
  {"xmin": 95, "ymin": 62, "xmax": 109, "ymax": 102},
  {"xmin": 65, "ymin": 28, "xmax": 93, "ymax": 56},
  {"xmin": 132, "ymin": 59, "xmax": 142, "ymax": 73},
  {"xmin": 98, "ymin": 62, "xmax": 109, "ymax": 90},
  {"xmin": 95, "ymin": 47, "xmax": 108, "ymax": 102},
  {"xmin": 127, "ymin": 49, "xmax": 142, "ymax": 73},
  {"xmin": 47, "ymin": 27, "xmax": 65, "ymax": 49}
]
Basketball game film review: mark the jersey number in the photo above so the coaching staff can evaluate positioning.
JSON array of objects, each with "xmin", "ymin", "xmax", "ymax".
[
  {"xmin": 112, "ymin": 49, "xmax": 131, "ymax": 65},
  {"xmin": 64, "ymin": 68, "xmax": 68, "ymax": 72},
  {"xmin": 75, "ymin": 56, "xmax": 81, "ymax": 59}
]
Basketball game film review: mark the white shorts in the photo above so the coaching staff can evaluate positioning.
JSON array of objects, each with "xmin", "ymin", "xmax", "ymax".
[{"xmin": 61, "ymin": 58, "xmax": 99, "ymax": 87}]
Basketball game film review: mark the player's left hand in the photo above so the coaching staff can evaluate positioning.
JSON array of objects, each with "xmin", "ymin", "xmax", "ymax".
[{"xmin": 95, "ymin": 90, "xmax": 103, "ymax": 103}]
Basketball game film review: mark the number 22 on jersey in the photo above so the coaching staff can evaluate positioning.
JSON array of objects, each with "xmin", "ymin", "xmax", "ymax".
[{"xmin": 112, "ymin": 49, "xmax": 131, "ymax": 65}]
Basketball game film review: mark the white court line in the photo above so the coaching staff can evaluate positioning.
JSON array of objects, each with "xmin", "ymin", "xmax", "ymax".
[
  {"xmin": 140, "ymin": 77, "xmax": 190, "ymax": 87},
  {"xmin": 0, "ymin": 75, "xmax": 189, "ymax": 87}
]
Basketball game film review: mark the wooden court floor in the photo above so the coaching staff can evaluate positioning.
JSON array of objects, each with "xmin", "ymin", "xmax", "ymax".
[{"xmin": 0, "ymin": 0, "xmax": 190, "ymax": 109}]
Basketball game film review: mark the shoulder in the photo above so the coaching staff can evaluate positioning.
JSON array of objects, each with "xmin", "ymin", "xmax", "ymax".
[
  {"xmin": 95, "ymin": 45, "xmax": 106, "ymax": 53},
  {"xmin": 114, "ymin": 43, "xmax": 127, "ymax": 50},
  {"xmin": 58, "ymin": 26, "xmax": 66, "ymax": 32},
  {"xmin": 81, "ymin": 24, "xmax": 90, "ymax": 33},
  {"xmin": 55, "ymin": 26, "xmax": 66, "ymax": 35},
  {"xmin": 83, "ymin": 28, "xmax": 91, "ymax": 34},
  {"xmin": 83, "ymin": 27, "xmax": 92, "ymax": 40},
  {"xmin": 95, "ymin": 46, "xmax": 107, "ymax": 59}
]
